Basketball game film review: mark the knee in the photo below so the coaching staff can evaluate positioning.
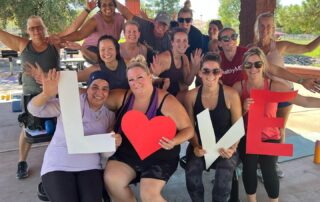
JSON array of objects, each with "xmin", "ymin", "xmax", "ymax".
[{"xmin": 140, "ymin": 187, "xmax": 161, "ymax": 202}]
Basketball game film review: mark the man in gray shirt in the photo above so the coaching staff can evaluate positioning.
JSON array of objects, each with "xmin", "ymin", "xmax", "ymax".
[{"xmin": 116, "ymin": 1, "xmax": 171, "ymax": 62}]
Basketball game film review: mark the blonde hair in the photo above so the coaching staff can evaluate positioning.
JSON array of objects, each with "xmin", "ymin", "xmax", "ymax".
[
  {"xmin": 127, "ymin": 55, "xmax": 150, "ymax": 74},
  {"xmin": 27, "ymin": 15, "xmax": 48, "ymax": 36},
  {"xmin": 253, "ymin": 12, "xmax": 275, "ymax": 44},
  {"xmin": 243, "ymin": 47, "xmax": 269, "ymax": 77}
]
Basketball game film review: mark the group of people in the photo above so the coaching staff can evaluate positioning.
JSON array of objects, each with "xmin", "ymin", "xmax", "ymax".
[{"xmin": 1, "ymin": 0, "xmax": 320, "ymax": 201}]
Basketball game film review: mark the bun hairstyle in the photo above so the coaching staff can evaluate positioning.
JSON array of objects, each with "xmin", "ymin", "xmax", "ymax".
[
  {"xmin": 97, "ymin": 0, "xmax": 117, "ymax": 9},
  {"xmin": 127, "ymin": 55, "xmax": 150, "ymax": 74}
]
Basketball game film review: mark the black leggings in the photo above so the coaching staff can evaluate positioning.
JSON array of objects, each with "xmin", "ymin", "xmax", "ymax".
[
  {"xmin": 185, "ymin": 144, "xmax": 238, "ymax": 202},
  {"xmin": 241, "ymin": 139, "xmax": 280, "ymax": 199},
  {"xmin": 42, "ymin": 169, "xmax": 103, "ymax": 202}
]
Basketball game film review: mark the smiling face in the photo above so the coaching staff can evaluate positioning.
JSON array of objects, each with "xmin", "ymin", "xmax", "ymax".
[
  {"xmin": 99, "ymin": 39, "xmax": 116, "ymax": 63},
  {"xmin": 171, "ymin": 32, "xmax": 189, "ymax": 54},
  {"xmin": 178, "ymin": 12, "xmax": 193, "ymax": 32},
  {"xmin": 258, "ymin": 16, "xmax": 275, "ymax": 41},
  {"xmin": 124, "ymin": 24, "xmax": 140, "ymax": 44},
  {"xmin": 243, "ymin": 54, "xmax": 265, "ymax": 80},
  {"xmin": 199, "ymin": 60, "xmax": 222, "ymax": 87},
  {"xmin": 127, "ymin": 67, "xmax": 152, "ymax": 95},
  {"xmin": 154, "ymin": 21, "xmax": 169, "ymax": 38},
  {"xmin": 100, "ymin": 0, "xmax": 116, "ymax": 17},
  {"xmin": 87, "ymin": 79, "xmax": 109, "ymax": 110},
  {"xmin": 218, "ymin": 29, "xmax": 237, "ymax": 53},
  {"xmin": 27, "ymin": 18, "xmax": 46, "ymax": 40}
]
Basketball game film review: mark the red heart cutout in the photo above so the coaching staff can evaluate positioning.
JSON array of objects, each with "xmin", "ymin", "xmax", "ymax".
[{"xmin": 121, "ymin": 110, "xmax": 176, "ymax": 160}]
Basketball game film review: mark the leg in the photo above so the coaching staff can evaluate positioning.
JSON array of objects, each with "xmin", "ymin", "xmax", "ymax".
[
  {"xmin": 185, "ymin": 145, "xmax": 206, "ymax": 202},
  {"xmin": 140, "ymin": 178, "xmax": 166, "ymax": 202},
  {"xmin": 41, "ymin": 171, "xmax": 79, "ymax": 202},
  {"xmin": 16, "ymin": 128, "xmax": 31, "ymax": 179},
  {"xmin": 259, "ymin": 155, "xmax": 279, "ymax": 201},
  {"xmin": 18, "ymin": 128, "xmax": 31, "ymax": 161},
  {"xmin": 104, "ymin": 160, "xmax": 136, "ymax": 202},
  {"xmin": 212, "ymin": 154, "xmax": 238, "ymax": 202},
  {"xmin": 77, "ymin": 169, "xmax": 104, "ymax": 202},
  {"xmin": 242, "ymin": 153, "xmax": 259, "ymax": 202}
]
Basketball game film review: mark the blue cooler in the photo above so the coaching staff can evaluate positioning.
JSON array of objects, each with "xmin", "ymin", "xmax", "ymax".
[{"xmin": 12, "ymin": 99, "xmax": 22, "ymax": 112}]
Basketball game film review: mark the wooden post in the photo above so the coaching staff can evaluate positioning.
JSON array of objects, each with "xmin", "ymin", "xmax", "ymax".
[
  {"xmin": 239, "ymin": 0, "xmax": 276, "ymax": 46},
  {"xmin": 125, "ymin": 0, "xmax": 140, "ymax": 16}
]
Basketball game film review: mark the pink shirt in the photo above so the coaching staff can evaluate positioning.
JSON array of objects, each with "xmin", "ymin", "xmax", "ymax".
[{"xmin": 83, "ymin": 12, "xmax": 124, "ymax": 48}]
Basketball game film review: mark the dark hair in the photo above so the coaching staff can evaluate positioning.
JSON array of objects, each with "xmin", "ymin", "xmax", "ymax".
[
  {"xmin": 209, "ymin": 20, "xmax": 223, "ymax": 31},
  {"xmin": 97, "ymin": 35, "xmax": 121, "ymax": 63},
  {"xmin": 218, "ymin": 27, "xmax": 236, "ymax": 41},
  {"xmin": 200, "ymin": 52, "xmax": 221, "ymax": 68},
  {"xmin": 169, "ymin": 27, "xmax": 188, "ymax": 42},
  {"xmin": 97, "ymin": 0, "xmax": 117, "ymax": 9}
]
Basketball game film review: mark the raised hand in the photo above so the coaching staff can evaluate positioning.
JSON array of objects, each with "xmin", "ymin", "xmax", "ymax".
[
  {"xmin": 191, "ymin": 48, "xmax": 203, "ymax": 72},
  {"xmin": 150, "ymin": 55, "xmax": 162, "ymax": 76},
  {"xmin": 243, "ymin": 97, "xmax": 254, "ymax": 114},
  {"xmin": 23, "ymin": 62, "xmax": 43, "ymax": 84},
  {"xmin": 42, "ymin": 69, "xmax": 60, "ymax": 98},
  {"xmin": 86, "ymin": 0, "xmax": 97, "ymax": 11}
]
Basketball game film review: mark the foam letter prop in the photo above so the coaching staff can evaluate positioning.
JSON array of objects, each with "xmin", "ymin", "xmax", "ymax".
[
  {"xmin": 197, "ymin": 109, "xmax": 245, "ymax": 169},
  {"xmin": 121, "ymin": 110, "xmax": 176, "ymax": 160},
  {"xmin": 58, "ymin": 71, "xmax": 115, "ymax": 154},
  {"xmin": 246, "ymin": 89, "xmax": 297, "ymax": 156}
]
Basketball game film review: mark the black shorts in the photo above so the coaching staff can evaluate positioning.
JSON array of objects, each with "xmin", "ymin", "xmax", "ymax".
[{"xmin": 109, "ymin": 153, "xmax": 179, "ymax": 182}]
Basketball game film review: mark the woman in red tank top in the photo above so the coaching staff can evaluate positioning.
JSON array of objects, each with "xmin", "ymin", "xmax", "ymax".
[{"xmin": 233, "ymin": 47, "xmax": 320, "ymax": 202}]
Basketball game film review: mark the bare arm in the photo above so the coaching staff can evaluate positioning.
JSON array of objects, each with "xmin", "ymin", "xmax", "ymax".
[
  {"xmin": 0, "ymin": 29, "xmax": 28, "ymax": 52},
  {"xmin": 77, "ymin": 65, "xmax": 99, "ymax": 82},
  {"xmin": 268, "ymin": 63, "xmax": 320, "ymax": 93},
  {"xmin": 64, "ymin": 41, "xmax": 98, "ymax": 63},
  {"xmin": 105, "ymin": 89, "xmax": 127, "ymax": 111},
  {"xmin": 278, "ymin": 36, "xmax": 320, "ymax": 54},
  {"xmin": 160, "ymin": 93, "xmax": 194, "ymax": 147},
  {"xmin": 62, "ymin": 17, "xmax": 97, "ymax": 42},
  {"xmin": 115, "ymin": 0, "xmax": 134, "ymax": 20}
]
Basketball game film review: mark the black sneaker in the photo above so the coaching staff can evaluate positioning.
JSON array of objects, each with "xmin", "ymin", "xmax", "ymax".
[{"xmin": 16, "ymin": 161, "xmax": 29, "ymax": 179}]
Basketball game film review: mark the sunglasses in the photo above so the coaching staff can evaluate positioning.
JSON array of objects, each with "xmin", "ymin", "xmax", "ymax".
[
  {"xmin": 201, "ymin": 68, "xmax": 221, "ymax": 76},
  {"xmin": 243, "ymin": 61, "xmax": 264, "ymax": 69},
  {"xmin": 220, "ymin": 33, "xmax": 238, "ymax": 42},
  {"xmin": 178, "ymin": 17, "xmax": 192, "ymax": 23}
]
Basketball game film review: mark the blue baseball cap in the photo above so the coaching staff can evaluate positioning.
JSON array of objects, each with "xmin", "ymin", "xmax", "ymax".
[{"xmin": 87, "ymin": 71, "xmax": 109, "ymax": 87}]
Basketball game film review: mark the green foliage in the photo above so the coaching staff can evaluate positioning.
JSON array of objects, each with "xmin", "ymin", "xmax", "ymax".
[
  {"xmin": 0, "ymin": 0, "xmax": 84, "ymax": 35},
  {"xmin": 144, "ymin": 0, "xmax": 180, "ymax": 18},
  {"xmin": 276, "ymin": 0, "xmax": 320, "ymax": 34},
  {"xmin": 218, "ymin": 0, "xmax": 240, "ymax": 29}
]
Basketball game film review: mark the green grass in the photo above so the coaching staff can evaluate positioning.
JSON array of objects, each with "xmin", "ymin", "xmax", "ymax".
[{"xmin": 283, "ymin": 38, "xmax": 320, "ymax": 58}]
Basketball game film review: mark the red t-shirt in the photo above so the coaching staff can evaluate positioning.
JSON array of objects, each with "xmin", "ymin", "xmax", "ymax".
[{"xmin": 220, "ymin": 46, "xmax": 248, "ymax": 87}]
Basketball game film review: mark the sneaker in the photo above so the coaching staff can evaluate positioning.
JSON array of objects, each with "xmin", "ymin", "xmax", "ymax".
[
  {"xmin": 16, "ymin": 161, "xmax": 29, "ymax": 179},
  {"xmin": 276, "ymin": 163, "xmax": 285, "ymax": 178}
]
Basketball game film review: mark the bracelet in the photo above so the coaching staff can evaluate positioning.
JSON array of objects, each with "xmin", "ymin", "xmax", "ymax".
[
  {"xmin": 84, "ymin": 8, "xmax": 91, "ymax": 14},
  {"xmin": 297, "ymin": 78, "xmax": 304, "ymax": 84}
]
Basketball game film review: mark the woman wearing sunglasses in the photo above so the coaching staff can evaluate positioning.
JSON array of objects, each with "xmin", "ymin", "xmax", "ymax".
[
  {"xmin": 233, "ymin": 47, "xmax": 320, "ymax": 202},
  {"xmin": 184, "ymin": 53, "xmax": 242, "ymax": 202},
  {"xmin": 253, "ymin": 12, "xmax": 320, "ymax": 178}
]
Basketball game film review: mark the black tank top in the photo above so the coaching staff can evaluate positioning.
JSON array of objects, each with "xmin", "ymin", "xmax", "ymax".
[
  {"xmin": 114, "ymin": 88, "xmax": 180, "ymax": 166},
  {"xmin": 193, "ymin": 84, "xmax": 232, "ymax": 144},
  {"xmin": 159, "ymin": 50, "xmax": 184, "ymax": 96},
  {"xmin": 99, "ymin": 58, "xmax": 129, "ymax": 90}
]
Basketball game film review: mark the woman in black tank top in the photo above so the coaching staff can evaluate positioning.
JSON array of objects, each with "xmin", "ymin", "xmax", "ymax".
[
  {"xmin": 150, "ymin": 27, "xmax": 198, "ymax": 96},
  {"xmin": 184, "ymin": 53, "xmax": 242, "ymax": 202},
  {"xmin": 103, "ymin": 55, "xmax": 193, "ymax": 202}
]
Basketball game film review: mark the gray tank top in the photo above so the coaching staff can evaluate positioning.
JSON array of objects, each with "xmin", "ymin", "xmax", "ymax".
[{"xmin": 21, "ymin": 41, "xmax": 60, "ymax": 95}]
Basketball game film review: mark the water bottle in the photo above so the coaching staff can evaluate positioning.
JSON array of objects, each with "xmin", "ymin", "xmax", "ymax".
[{"xmin": 45, "ymin": 120, "xmax": 54, "ymax": 135}]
